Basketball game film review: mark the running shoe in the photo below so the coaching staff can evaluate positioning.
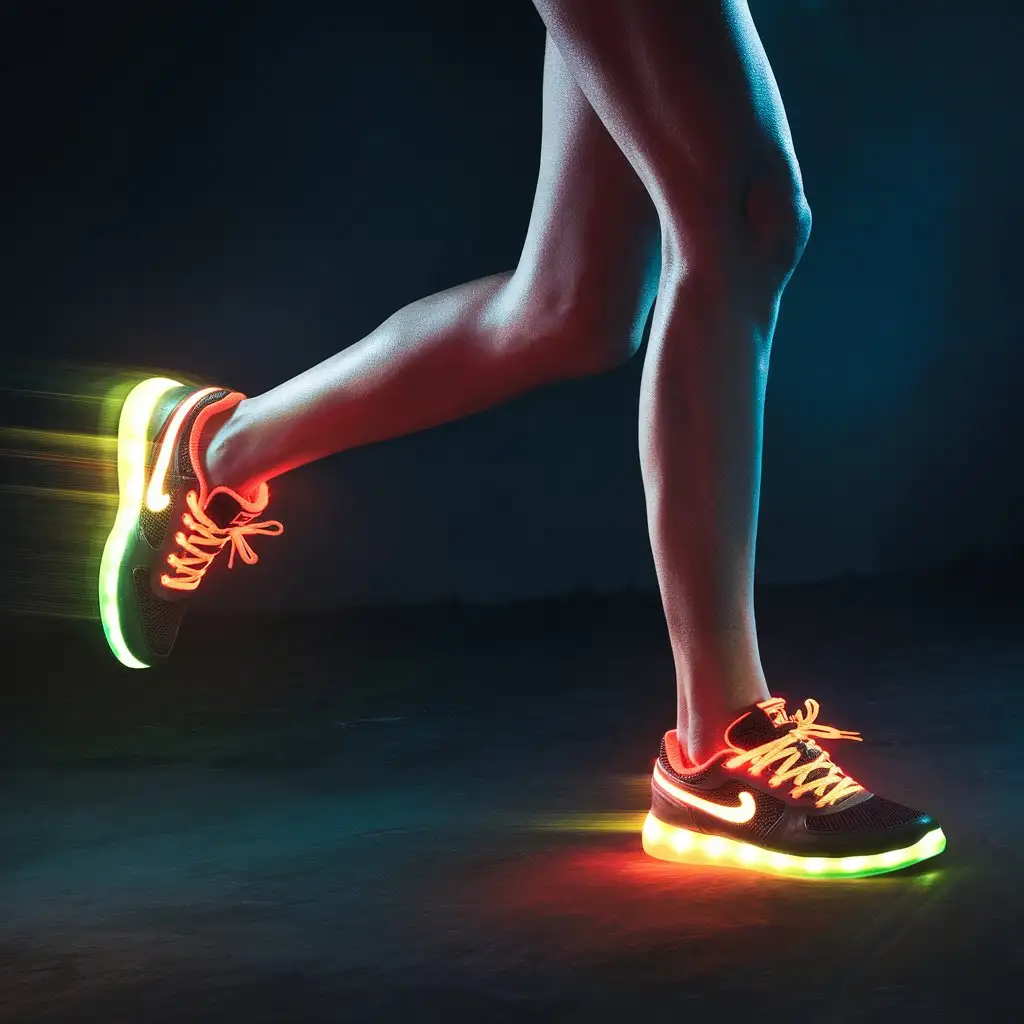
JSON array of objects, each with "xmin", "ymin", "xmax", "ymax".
[
  {"xmin": 98, "ymin": 377, "xmax": 283, "ymax": 668},
  {"xmin": 642, "ymin": 697, "xmax": 946, "ymax": 878}
]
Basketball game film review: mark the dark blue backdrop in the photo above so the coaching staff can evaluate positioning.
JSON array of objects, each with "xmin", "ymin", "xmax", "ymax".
[{"xmin": 3, "ymin": 0, "xmax": 1021, "ymax": 608}]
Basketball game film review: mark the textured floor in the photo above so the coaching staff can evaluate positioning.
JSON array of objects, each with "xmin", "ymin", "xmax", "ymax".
[{"xmin": 1, "ymin": 570, "xmax": 1021, "ymax": 1023}]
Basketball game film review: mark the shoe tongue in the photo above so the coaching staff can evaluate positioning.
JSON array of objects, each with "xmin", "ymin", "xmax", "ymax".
[
  {"xmin": 726, "ymin": 701, "xmax": 834, "ymax": 787},
  {"xmin": 725, "ymin": 704, "xmax": 790, "ymax": 751},
  {"xmin": 204, "ymin": 490, "xmax": 246, "ymax": 529}
]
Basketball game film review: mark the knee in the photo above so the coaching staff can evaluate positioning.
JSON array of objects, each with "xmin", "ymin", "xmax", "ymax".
[
  {"xmin": 743, "ymin": 169, "xmax": 812, "ymax": 274},
  {"xmin": 664, "ymin": 160, "xmax": 812, "ymax": 286},
  {"xmin": 563, "ymin": 293, "xmax": 648, "ymax": 375},
  {"xmin": 499, "ymin": 276, "xmax": 647, "ymax": 378}
]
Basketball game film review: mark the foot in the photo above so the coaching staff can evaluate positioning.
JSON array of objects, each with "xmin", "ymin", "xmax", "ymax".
[
  {"xmin": 642, "ymin": 697, "xmax": 946, "ymax": 878},
  {"xmin": 98, "ymin": 377, "xmax": 283, "ymax": 668}
]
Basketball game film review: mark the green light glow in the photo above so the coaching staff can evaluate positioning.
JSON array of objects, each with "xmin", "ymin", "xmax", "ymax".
[
  {"xmin": 97, "ymin": 376, "xmax": 183, "ymax": 669},
  {"xmin": 528, "ymin": 812, "xmax": 648, "ymax": 832},
  {"xmin": 642, "ymin": 812, "xmax": 946, "ymax": 878},
  {"xmin": 0, "ymin": 426, "xmax": 117, "ymax": 460}
]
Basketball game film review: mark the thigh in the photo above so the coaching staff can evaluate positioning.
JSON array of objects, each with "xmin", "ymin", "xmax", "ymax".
[
  {"xmin": 532, "ymin": 0, "xmax": 803, "ymax": 239},
  {"xmin": 510, "ymin": 35, "xmax": 660, "ymax": 348}
]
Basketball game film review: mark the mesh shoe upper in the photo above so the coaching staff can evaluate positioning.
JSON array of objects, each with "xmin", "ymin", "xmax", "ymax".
[
  {"xmin": 650, "ymin": 698, "xmax": 936, "ymax": 857},
  {"xmin": 108, "ymin": 383, "xmax": 282, "ymax": 666},
  {"xmin": 148, "ymin": 391, "xmax": 282, "ymax": 595}
]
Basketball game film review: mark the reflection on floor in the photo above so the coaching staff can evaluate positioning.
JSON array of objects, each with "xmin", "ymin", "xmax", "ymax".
[{"xmin": 0, "ymin": 572, "xmax": 1020, "ymax": 1022}]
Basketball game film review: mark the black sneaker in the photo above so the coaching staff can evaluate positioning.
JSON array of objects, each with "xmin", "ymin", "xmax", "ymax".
[
  {"xmin": 98, "ymin": 377, "xmax": 282, "ymax": 668},
  {"xmin": 642, "ymin": 697, "xmax": 945, "ymax": 877}
]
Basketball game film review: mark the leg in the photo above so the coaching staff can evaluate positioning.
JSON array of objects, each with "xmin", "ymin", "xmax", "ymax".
[
  {"xmin": 202, "ymin": 37, "xmax": 659, "ymax": 497},
  {"xmin": 532, "ymin": 0, "xmax": 813, "ymax": 761},
  {"xmin": 98, "ymin": 35, "xmax": 657, "ymax": 671}
]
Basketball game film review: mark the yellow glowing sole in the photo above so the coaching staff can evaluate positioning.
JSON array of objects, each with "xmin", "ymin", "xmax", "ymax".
[
  {"xmin": 642, "ymin": 812, "xmax": 946, "ymax": 879},
  {"xmin": 98, "ymin": 376, "xmax": 184, "ymax": 669}
]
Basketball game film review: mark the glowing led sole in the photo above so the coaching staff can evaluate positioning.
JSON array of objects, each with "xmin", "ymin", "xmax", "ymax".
[
  {"xmin": 98, "ymin": 376, "xmax": 184, "ymax": 669},
  {"xmin": 642, "ymin": 813, "xmax": 946, "ymax": 879}
]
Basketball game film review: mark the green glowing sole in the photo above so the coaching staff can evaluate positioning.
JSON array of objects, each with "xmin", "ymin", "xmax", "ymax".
[
  {"xmin": 642, "ymin": 812, "xmax": 947, "ymax": 879},
  {"xmin": 98, "ymin": 376, "xmax": 185, "ymax": 669}
]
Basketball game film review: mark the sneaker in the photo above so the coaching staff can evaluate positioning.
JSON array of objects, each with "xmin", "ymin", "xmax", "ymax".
[
  {"xmin": 98, "ymin": 377, "xmax": 283, "ymax": 668},
  {"xmin": 642, "ymin": 697, "xmax": 946, "ymax": 878}
]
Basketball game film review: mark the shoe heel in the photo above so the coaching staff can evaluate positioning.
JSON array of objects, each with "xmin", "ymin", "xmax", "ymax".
[
  {"xmin": 98, "ymin": 376, "xmax": 183, "ymax": 669},
  {"xmin": 641, "ymin": 812, "xmax": 762, "ymax": 867},
  {"xmin": 641, "ymin": 812, "xmax": 705, "ymax": 863}
]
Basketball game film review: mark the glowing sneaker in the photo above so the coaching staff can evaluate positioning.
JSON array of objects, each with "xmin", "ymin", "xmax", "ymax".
[
  {"xmin": 98, "ymin": 378, "xmax": 283, "ymax": 668},
  {"xmin": 642, "ymin": 697, "xmax": 946, "ymax": 878}
]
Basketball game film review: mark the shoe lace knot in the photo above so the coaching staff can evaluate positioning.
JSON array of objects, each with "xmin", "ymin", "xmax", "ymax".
[
  {"xmin": 725, "ymin": 698, "xmax": 865, "ymax": 808},
  {"xmin": 160, "ymin": 490, "xmax": 284, "ymax": 591}
]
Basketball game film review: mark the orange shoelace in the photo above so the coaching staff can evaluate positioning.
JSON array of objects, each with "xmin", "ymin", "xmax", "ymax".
[
  {"xmin": 725, "ymin": 697, "xmax": 864, "ymax": 808},
  {"xmin": 160, "ymin": 489, "xmax": 284, "ymax": 592}
]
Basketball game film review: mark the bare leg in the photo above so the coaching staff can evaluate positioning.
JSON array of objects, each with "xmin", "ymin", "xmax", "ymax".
[
  {"xmin": 533, "ymin": 0, "xmax": 813, "ymax": 761},
  {"xmin": 203, "ymin": 38, "xmax": 658, "ymax": 498}
]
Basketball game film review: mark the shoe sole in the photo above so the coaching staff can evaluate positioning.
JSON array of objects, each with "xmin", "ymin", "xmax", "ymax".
[
  {"xmin": 98, "ymin": 376, "xmax": 184, "ymax": 669},
  {"xmin": 641, "ymin": 811, "xmax": 946, "ymax": 879}
]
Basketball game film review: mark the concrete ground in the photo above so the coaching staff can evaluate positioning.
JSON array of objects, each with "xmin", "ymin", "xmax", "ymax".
[{"xmin": 1, "ymin": 569, "xmax": 1021, "ymax": 1023}]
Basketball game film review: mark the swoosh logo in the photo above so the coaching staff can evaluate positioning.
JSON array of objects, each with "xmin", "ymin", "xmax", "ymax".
[
  {"xmin": 145, "ymin": 387, "xmax": 218, "ymax": 513},
  {"xmin": 653, "ymin": 763, "xmax": 756, "ymax": 824}
]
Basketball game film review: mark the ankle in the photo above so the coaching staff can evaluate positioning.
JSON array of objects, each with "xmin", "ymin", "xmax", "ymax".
[
  {"xmin": 676, "ymin": 723, "xmax": 728, "ymax": 767},
  {"xmin": 199, "ymin": 402, "xmax": 255, "ymax": 495},
  {"xmin": 677, "ymin": 690, "xmax": 770, "ymax": 765}
]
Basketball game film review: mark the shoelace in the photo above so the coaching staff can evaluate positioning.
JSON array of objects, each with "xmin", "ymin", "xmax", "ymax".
[
  {"xmin": 160, "ymin": 490, "xmax": 284, "ymax": 592},
  {"xmin": 725, "ymin": 697, "xmax": 864, "ymax": 808}
]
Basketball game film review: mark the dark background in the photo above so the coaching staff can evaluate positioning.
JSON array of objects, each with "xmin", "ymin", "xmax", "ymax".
[
  {"xmin": 1, "ymin": 8, "xmax": 1022, "ymax": 1019},
  {"xmin": 2, "ymin": 0, "xmax": 1022, "ymax": 611}
]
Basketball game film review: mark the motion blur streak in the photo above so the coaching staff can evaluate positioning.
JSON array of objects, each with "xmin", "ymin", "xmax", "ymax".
[{"xmin": 0, "ymin": 362, "xmax": 191, "ymax": 618}]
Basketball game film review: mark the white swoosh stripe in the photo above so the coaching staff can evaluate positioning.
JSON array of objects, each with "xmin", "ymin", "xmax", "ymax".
[
  {"xmin": 145, "ymin": 386, "xmax": 218, "ymax": 513},
  {"xmin": 653, "ymin": 763, "xmax": 757, "ymax": 824}
]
